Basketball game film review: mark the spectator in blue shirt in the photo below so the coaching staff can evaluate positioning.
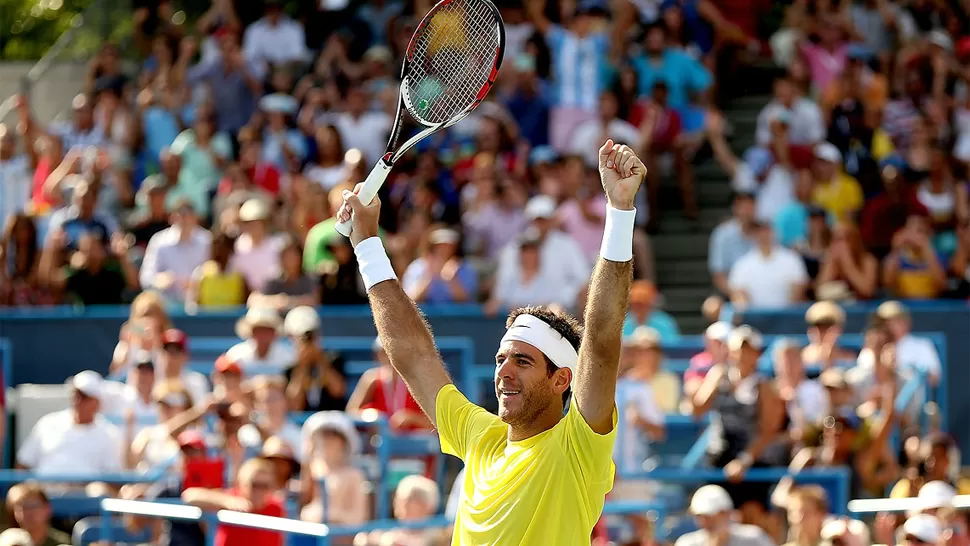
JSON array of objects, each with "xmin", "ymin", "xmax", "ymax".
[
  {"xmin": 502, "ymin": 54, "xmax": 552, "ymax": 147},
  {"xmin": 708, "ymin": 191, "xmax": 756, "ymax": 295},
  {"xmin": 402, "ymin": 228, "xmax": 477, "ymax": 305},
  {"xmin": 622, "ymin": 280, "xmax": 681, "ymax": 342},
  {"xmin": 632, "ymin": 23, "xmax": 713, "ymax": 132}
]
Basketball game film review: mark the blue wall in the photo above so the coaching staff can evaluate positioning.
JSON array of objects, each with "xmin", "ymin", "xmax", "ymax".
[{"xmin": 1, "ymin": 301, "xmax": 968, "ymax": 446}]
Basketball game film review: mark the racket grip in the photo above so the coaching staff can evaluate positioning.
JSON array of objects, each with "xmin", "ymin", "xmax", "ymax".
[{"xmin": 334, "ymin": 160, "xmax": 393, "ymax": 238}]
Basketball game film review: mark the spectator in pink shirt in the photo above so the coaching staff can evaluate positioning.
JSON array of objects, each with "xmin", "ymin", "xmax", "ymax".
[
  {"xmin": 800, "ymin": 16, "xmax": 848, "ymax": 95},
  {"xmin": 557, "ymin": 174, "xmax": 608, "ymax": 262}
]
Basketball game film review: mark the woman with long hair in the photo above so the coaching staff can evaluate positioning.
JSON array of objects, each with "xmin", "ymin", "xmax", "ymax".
[
  {"xmin": 815, "ymin": 221, "xmax": 879, "ymax": 299},
  {"xmin": 111, "ymin": 291, "xmax": 172, "ymax": 374},
  {"xmin": 1, "ymin": 214, "xmax": 47, "ymax": 306}
]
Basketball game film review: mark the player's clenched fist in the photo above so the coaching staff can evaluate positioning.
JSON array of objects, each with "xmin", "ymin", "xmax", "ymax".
[
  {"xmin": 337, "ymin": 183, "xmax": 382, "ymax": 247},
  {"xmin": 597, "ymin": 139, "xmax": 646, "ymax": 211}
]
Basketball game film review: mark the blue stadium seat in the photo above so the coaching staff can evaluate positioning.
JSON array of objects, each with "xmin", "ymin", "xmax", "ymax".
[{"xmin": 72, "ymin": 516, "xmax": 152, "ymax": 546}]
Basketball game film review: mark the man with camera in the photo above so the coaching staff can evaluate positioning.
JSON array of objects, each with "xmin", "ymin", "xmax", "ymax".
[{"xmin": 282, "ymin": 306, "xmax": 347, "ymax": 412}]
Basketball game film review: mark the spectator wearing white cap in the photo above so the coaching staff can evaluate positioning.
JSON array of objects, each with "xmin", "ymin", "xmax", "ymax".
[
  {"xmin": 230, "ymin": 198, "xmax": 285, "ymax": 292},
  {"xmin": 682, "ymin": 321, "xmax": 731, "ymax": 411},
  {"xmin": 402, "ymin": 228, "xmax": 477, "ymax": 305},
  {"xmin": 17, "ymin": 371, "xmax": 123, "ymax": 476},
  {"xmin": 675, "ymin": 485, "xmax": 774, "ymax": 546},
  {"xmin": 226, "ymin": 307, "xmax": 295, "ymax": 373},
  {"xmin": 283, "ymin": 306, "xmax": 347, "ymax": 413},
  {"xmin": 811, "ymin": 142, "xmax": 863, "ymax": 222},
  {"xmin": 493, "ymin": 195, "xmax": 591, "ymax": 310},
  {"xmin": 728, "ymin": 220, "xmax": 808, "ymax": 309},
  {"xmin": 899, "ymin": 513, "xmax": 941, "ymax": 546}
]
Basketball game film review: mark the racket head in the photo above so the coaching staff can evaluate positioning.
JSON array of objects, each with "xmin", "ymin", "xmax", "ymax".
[{"xmin": 400, "ymin": 0, "xmax": 505, "ymax": 128}]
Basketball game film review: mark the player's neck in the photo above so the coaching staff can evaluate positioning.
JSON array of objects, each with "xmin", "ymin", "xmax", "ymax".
[{"xmin": 507, "ymin": 407, "xmax": 562, "ymax": 442}]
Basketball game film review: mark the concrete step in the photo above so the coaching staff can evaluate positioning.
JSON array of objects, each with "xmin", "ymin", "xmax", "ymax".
[
  {"xmin": 657, "ymin": 208, "xmax": 729, "ymax": 233},
  {"xmin": 660, "ymin": 286, "xmax": 714, "ymax": 315},
  {"xmin": 655, "ymin": 259, "xmax": 711, "ymax": 286},
  {"xmin": 672, "ymin": 313, "xmax": 712, "ymax": 335},
  {"xmin": 653, "ymin": 233, "xmax": 710, "ymax": 260},
  {"xmin": 698, "ymin": 182, "xmax": 734, "ymax": 207}
]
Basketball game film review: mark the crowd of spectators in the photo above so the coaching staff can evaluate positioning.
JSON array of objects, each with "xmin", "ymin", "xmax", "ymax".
[{"xmin": 0, "ymin": 0, "xmax": 967, "ymax": 544}]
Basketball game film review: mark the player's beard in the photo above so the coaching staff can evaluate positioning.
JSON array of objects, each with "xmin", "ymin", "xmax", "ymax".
[{"xmin": 497, "ymin": 378, "xmax": 549, "ymax": 430}]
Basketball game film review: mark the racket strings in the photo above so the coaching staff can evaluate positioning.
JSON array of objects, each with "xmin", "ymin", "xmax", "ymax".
[{"xmin": 405, "ymin": 0, "xmax": 500, "ymax": 125}]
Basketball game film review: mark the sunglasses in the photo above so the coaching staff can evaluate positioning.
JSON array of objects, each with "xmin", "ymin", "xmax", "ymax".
[{"xmin": 249, "ymin": 481, "xmax": 273, "ymax": 490}]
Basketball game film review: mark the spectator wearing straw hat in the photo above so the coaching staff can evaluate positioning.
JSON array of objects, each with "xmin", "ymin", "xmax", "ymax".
[
  {"xmin": 876, "ymin": 301, "xmax": 942, "ymax": 386},
  {"xmin": 802, "ymin": 301, "xmax": 857, "ymax": 369},
  {"xmin": 675, "ymin": 485, "xmax": 774, "ymax": 546},
  {"xmin": 299, "ymin": 411, "xmax": 368, "ymax": 526},
  {"xmin": 230, "ymin": 198, "xmax": 285, "ymax": 293},
  {"xmin": 226, "ymin": 307, "xmax": 294, "ymax": 373},
  {"xmin": 622, "ymin": 280, "xmax": 680, "ymax": 342}
]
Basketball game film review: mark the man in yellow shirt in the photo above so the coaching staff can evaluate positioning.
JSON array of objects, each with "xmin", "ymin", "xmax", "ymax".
[
  {"xmin": 811, "ymin": 142, "xmax": 863, "ymax": 222},
  {"xmin": 337, "ymin": 139, "xmax": 644, "ymax": 545}
]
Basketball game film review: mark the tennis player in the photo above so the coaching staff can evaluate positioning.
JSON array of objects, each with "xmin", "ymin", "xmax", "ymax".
[{"xmin": 337, "ymin": 139, "xmax": 644, "ymax": 545}]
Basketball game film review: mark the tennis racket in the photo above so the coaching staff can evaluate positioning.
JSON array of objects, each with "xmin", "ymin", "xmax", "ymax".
[{"xmin": 334, "ymin": 0, "xmax": 506, "ymax": 237}]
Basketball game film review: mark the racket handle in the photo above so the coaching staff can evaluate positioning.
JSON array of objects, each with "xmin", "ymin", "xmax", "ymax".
[{"xmin": 334, "ymin": 160, "xmax": 393, "ymax": 238}]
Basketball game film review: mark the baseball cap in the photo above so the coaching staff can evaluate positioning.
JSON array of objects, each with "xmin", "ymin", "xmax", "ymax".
[
  {"xmin": 283, "ymin": 306, "xmax": 321, "ymax": 337},
  {"xmin": 525, "ymin": 195, "xmax": 557, "ymax": 220},
  {"xmin": 71, "ymin": 370, "xmax": 104, "ymax": 399},
  {"xmin": 705, "ymin": 321, "xmax": 732, "ymax": 343},
  {"xmin": 728, "ymin": 325, "xmax": 764, "ymax": 351},
  {"xmin": 177, "ymin": 430, "xmax": 207, "ymax": 451},
  {"xmin": 162, "ymin": 329, "xmax": 189, "ymax": 351},
  {"xmin": 903, "ymin": 513, "xmax": 942, "ymax": 543},
  {"xmin": 918, "ymin": 480, "xmax": 957, "ymax": 510},
  {"xmin": 214, "ymin": 354, "xmax": 242, "ymax": 375},
  {"xmin": 689, "ymin": 485, "xmax": 733, "ymax": 516},
  {"xmin": 814, "ymin": 142, "xmax": 843, "ymax": 164}
]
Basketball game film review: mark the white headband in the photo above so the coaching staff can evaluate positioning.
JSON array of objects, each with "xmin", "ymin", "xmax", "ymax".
[{"xmin": 500, "ymin": 314, "xmax": 578, "ymax": 381}]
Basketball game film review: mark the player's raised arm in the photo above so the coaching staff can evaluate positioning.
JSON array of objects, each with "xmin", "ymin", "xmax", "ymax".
[
  {"xmin": 338, "ymin": 189, "xmax": 452, "ymax": 426},
  {"xmin": 573, "ymin": 140, "xmax": 644, "ymax": 435}
]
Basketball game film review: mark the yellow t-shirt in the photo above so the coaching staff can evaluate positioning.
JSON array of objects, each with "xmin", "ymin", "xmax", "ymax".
[
  {"xmin": 436, "ymin": 384, "xmax": 617, "ymax": 546},
  {"xmin": 812, "ymin": 173, "xmax": 864, "ymax": 221}
]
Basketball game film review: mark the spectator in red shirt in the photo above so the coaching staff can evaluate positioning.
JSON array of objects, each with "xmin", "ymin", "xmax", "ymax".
[
  {"xmin": 183, "ymin": 457, "xmax": 284, "ymax": 546},
  {"xmin": 346, "ymin": 337, "xmax": 431, "ymax": 432},
  {"xmin": 861, "ymin": 164, "xmax": 929, "ymax": 259}
]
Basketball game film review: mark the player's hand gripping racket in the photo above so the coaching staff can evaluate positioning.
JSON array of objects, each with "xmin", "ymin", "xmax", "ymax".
[{"xmin": 334, "ymin": 0, "xmax": 506, "ymax": 237}]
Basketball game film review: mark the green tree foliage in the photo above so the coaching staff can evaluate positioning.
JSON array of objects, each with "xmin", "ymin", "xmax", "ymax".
[{"xmin": 0, "ymin": 0, "xmax": 135, "ymax": 60}]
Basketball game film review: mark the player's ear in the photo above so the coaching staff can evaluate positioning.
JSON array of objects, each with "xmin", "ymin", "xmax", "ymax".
[{"xmin": 554, "ymin": 367, "xmax": 572, "ymax": 394}]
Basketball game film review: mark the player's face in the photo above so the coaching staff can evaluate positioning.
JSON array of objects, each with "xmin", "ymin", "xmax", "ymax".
[{"xmin": 495, "ymin": 340, "xmax": 562, "ymax": 425}]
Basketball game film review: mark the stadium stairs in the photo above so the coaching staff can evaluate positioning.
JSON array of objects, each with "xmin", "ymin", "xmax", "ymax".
[{"xmin": 654, "ymin": 90, "xmax": 770, "ymax": 334}]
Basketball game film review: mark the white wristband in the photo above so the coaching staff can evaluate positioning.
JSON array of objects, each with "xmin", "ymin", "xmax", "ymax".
[
  {"xmin": 600, "ymin": 205, "xmax": 637, "ymax": 262},
  {"xmin": 355, "ymin": 237, "xmax": 397, "ymax": 291}
]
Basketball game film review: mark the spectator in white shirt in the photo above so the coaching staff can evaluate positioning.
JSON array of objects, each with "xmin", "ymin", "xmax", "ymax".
[
  {"xmin": 158, "ymin": 329, "xmax": 210, "ymax": 404},
  {"xmin": 876, "ymin": 300, "xmax": 942, "ymax": 386},
  {"xmin": 493, "ymin": 195, "xmax": 591, "ymax": 311},
  {"xmin": 139, "ymin": 201, "xmax": 212, "ymax": 303},
  {"xmin": 728, "ymin": 221, "xmax": 809, "ymax": 309},
  {"xmin": 772, "ymin": 339, "xmax": 827, "ymax": 427},
  {"xmin": 102, "ymin": 351, "xmax": 160, "ymax": 428},
  {"xmin": 242, "ymin": 0, "xmax": 309, "ymax": 69},
  {"xmin": 569, "ymin": 90, "xmax": 641, "ymax": 168},
  {"xmin": 17, "ymin": 371, "xmax": 123, "ymax": 476},
  {"xmin": 485, "ymin": 227, "xmax": 577, "ymax": 314},
  {"xmin": 756, "ymin": 75, "xmax": 824, "ymax": 148},
  {"xmin": 333, "ymin": 83, "xmax": 392, "ymax": 165},
  {"xmin": 227, "ymin": 307, "xmax": 294, "ymax": 373},
  {"xmin": 231, "ymin": 198, "xmax": 284, "ymax": 292},
  {"xmin": 247, "ymin": 376, "xmax": 303, "ymax": 459},
  {"xmin": 0, "ymin": 124, "xmax": 33, "ymax": 226}
]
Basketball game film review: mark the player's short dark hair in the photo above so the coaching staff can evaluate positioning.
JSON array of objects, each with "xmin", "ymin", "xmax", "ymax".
[{"xmin": 506, "ymin": 306, "xmax": 583, "ymax": 408}]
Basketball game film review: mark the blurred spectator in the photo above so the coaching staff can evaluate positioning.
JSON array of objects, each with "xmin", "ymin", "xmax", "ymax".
[
  {"xmin": 881, "ymin": 214, "xmax": 947, "ymax": 299},
  {"xmin": 622, "ymin": 280, "xmax": 680, "ymax": 341},
  {"xmin": 569, "ymin": 90, "xmax": 641, "ymax": 168},
  {"xmin": 1, "ymin": 214, "xmax": 49, "ymax": 306},
  {"xmin": 187, "ymin": 233, "xmax": 249, "ymax": 309},
  {"xmin": 462, "ymin": 178, "xmax": 528, "ymax": 262},
  {"xmin": 772, "ymin": 339, "xmax": 827, "ymax": 428},
  {"xmin": 556, "ymin": 165, "xmax": 609, "ymax": 262},
  {"xmin": 243, "ymin": 0, "xmax": 309, "ymax": 68},
  {"xmin": 346, "ymin": 338, "xmax": 431, "ymax": 432},
  {"xmin": 756, "ymin": 75, "xmax": 824, "ymax": 148},
  {"xmin": 44, "ymin": 232, "xmax": 138, "ymax": 305},
  {"xmin": 815, "ymin": 221, "xmax": 879, "ymax": 300},
  {"xmin": 103, "ymin": 350, "xmax": 159, "ymax": 426},
  {"xmin": 231, "ymin": 199, "xmax": 285, "ymax": 293},
  {"xmin": 168, "ymin": 111, "xmax": 234, "ymax": 219},
  {"xmin": 128, "ymin": 177, "xmax": 172, "ymax": 248},
  {"xmin": 355, "ymin": 475, "xmax": 446, "ymax": 546},
  {"xmin": 890, "ymin": 434, "xmax": 970, "ymax": 497},
  {"xmin": 249, "ymin": 376, "xmax": 303, "ymax": 456},
  {"xmin": 212, "ymin": 356, "xmax": 247, "ymax": 404},
  {"xmin": 492, "ymin": 195, "xmax": 590, "ymax": 310},
  {"xmin": 183, "ymin": 458, "xmax": 284, "ymax": 546},
  {"xmin": 318, "ymin": 235, "xmax": 368, "ymax": 306},
  {"xmin": 184, "ymin": 32, "xmax": 263, "ymax": 136},
  {"xmin": 773, "ymin": 175, "xmax": 818, "ymax": 251},
  {"xmin": 802, "ymin": 301, "xmax": 857, "ymax": 369},
  {"xmin": 4, "ymin": 482, "xmax": 72, "ymax": 546},
  {"xmin": 485, "ymin": 228, "xmax": 573, "ymax": 314},
  {"xmin": 708, "ymin": 192, "xmax": 756, "ymax": 295},
  {"xmin": 622, "ymin": 327, "xmax": 682, "ymax": 413},
  {"xmin": 249, "ymin": 235, "xmax": 319, "ymax": 311},
  {"xmin": 258, "ymin": 94, "xmax": 306, "ymax": 170},
  {"xmin": 898, "ymin": 513, "xmax": 942, "ymax": 546},
  {"xmin": 303, "ymin": 125, "xmax": 348, "ymax": 191},
  {"xmin": 43, "ymin": 179, "xmax": 118, "ymax": 251},
  {"xmin": 284, "ymin": 306, "xmax": 347, "ymax": 412},
  {"xmin": 675, "ymin": 485, "xmax": 774, "ymax": 546},
  {"xmin": 227, "ymin": 307, "xmax": 294, "ymax": 372},
  {"xmin": 778, "ymin": 485, "xmax": 829, "ymax": 546},
  {"xmin": 333, "ymin": 82, "xmax": 392, "ymax": 166},
  {"xmin": 501, "ymin": 54, "xmax": 551, "ymax": 147},
  {"xmin": 728, "ymin": 222, "xmax": 809, "ymax": 309},
  {"xmin": 48, "ymin": 94, "xmax": 105, "ymax": 154},
  {"xmin": 0, "ymin": 123, "xmax": 33, "ymax": 227},
  {"xmin": 127, "ymin": 380, "xmax": 195, "ymax": 470},
  {"xmin": 876, "ymin": 300, "xmax": 943, "ymax": 386},
  {"xmin": 402, "ymin": 228, "xmax": 477, "ymax": 304},
  {"xmin": 17, "ymin": 371, "xmax": 123, "ymax": 476},
  {"xmin": 692, "ymin": 327, "xmax": 786, "ymax": 529},
  {"xmin": 257, "ymin": 436, "xmax": 299, "ymax": 493},
  {"xmin": 299, "ymin": 412, "xmax": 368, "ymax": 526},
  {"xmin": 139, "ymin": 201, "xmax": 212, "ymax": 303},
  {"xmin": 110, "ymin": 291, "xmax": 169, "ymax": 373},
  {"xmin": 683, "ymin": 321, "xmax": 731, "ymax": 411},
  {"xmin": 811, "ymin": 143, "xmax": 863, "ymax": 222},
  {"xmin": 158, "ymin": 329, "xmax": 210, "ymax": 404}
]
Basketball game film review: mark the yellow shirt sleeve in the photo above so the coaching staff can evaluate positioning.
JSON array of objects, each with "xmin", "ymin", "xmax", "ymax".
[
  {"xmin": 889, "ymin": 479, "xmax": 913, "ymax": 499},
  {"xmin": 564, "ymin": 395, "xmax": 618, "ymax": 488},
  {"xmin": 435, "ymin": 384, "xmax": 501, "ymax": 461}
]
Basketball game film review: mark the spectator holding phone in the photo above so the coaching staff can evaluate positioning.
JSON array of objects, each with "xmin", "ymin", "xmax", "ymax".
[{"xmin": 284, "ymin": 306, "xmax": 347, "ymax": 412}]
